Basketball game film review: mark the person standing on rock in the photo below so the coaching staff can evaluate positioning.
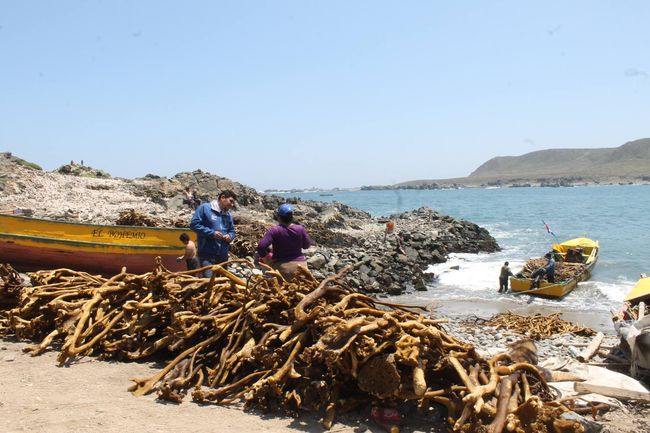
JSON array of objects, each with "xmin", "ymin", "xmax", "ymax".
[
  {"xmin": 255, "ymin": 204, "xmax": 312, "ymax": 282},
  {"xmin": 498, "ymin": 261, "xmax": 513, "ymax": 293},
  {"xmin": 190, "ymin": 190, "xmax": 237, "ymax": 277},
  {"xmin": 182, "ymin": 186, "xmax": 201, "ymax": 209}
]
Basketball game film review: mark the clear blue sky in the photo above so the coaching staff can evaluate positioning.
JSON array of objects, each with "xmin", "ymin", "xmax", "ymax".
[{"xmin": 1, "ymin": 1, "xmax": 648, "ymax": 190}]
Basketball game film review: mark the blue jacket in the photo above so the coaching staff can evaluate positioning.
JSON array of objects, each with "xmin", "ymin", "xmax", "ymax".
[
  {"xmin": 190, "ymin": 202, "xmax": 236, "ymax": 259},
  {"xmin": 545, "ymin": 256, "xmax": 556, "ymax": 276}
]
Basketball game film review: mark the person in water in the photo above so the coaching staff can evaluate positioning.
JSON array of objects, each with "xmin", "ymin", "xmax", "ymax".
[
  {"xmin": 255, "ymin": 204, "xmax": 312, "ymax": 282},
  {"xmin": 498, "ymin": 261, "xmax": 514, "ymax": 293}
]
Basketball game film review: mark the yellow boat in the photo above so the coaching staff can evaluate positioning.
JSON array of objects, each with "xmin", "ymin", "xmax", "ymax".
[
  {"xmin": 0, "ymin": 214, "xmax": 192, "ymax": 275},
  {"xmin": 625, "ymin": 275, "xmax": 650, "ymax": 304},
  {"xmin": 509, "ymin": 237, "xmax": 599, "ymax": 298}
]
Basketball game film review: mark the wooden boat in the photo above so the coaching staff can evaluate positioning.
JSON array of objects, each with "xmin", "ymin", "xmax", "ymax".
[
  {"xmin": 613, "ymin": 275, "xmax": 650, "ymax": 376},
  {"xmin": 509, "ymin": 237, "xmax": 599, "ymax": 298},
  {"xmin": 0, "ymin": 214, "xmax": 192, "ymax": 275},
  {"xmin": 625, "ymin": 275, "xmax": 650, "ymax": 304}
]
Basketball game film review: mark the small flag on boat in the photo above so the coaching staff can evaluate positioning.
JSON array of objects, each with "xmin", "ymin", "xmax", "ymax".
[
  {"xmin": 542, "ymin": 220, "xmax": 559, "ymax": 242},
  {"xmin": 543, "ymin": 220, "xmax": 554, "ymax": 236}
]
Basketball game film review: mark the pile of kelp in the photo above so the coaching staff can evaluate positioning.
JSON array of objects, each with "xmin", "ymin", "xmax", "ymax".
[
  {"xmin": 519, "ymin": 258, "xmax": 585, "ymax": 281},
  {"xmin": 0, "ymin": 262, "xmax": 590, "ymax": 433},
  {"xmin": 115, "ymin": 208, "xmax": 187, "ymax": 228},
  {"xmin": 475, "ymin": 312, "xmax": 595, "ymax": 340}
]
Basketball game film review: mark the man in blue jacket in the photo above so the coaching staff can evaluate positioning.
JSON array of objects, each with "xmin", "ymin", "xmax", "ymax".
[
  {"xmin": 531, "ymin": 252, "xmax": 556, "ymax": 288},
  {"xmin": 190, "ymin": 190, "xmax": 237, "ymax": 277}
]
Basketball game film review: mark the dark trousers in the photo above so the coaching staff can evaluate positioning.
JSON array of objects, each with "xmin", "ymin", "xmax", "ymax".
[
  {"xmin": 499, "ymin": 277, "xmax": 509, "ymax": 293},
  {"xmin": 200, "ymin": 254, "xmax": 229, "ymax": 278},
  {"xmin": 186, "ymin": 257, "xmax": 200, "ymax": 271},
  {"xmin": 530, "ymin": 268, "xmax": 554, "ymax": 288}
]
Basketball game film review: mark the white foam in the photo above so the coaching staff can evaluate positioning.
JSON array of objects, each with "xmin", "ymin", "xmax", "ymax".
[{"xmin": 417, "ymin": 250, "xmax": 634, "ymax": 317}]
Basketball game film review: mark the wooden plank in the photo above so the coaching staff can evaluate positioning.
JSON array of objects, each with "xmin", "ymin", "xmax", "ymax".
[
  {"xmin": 577, "ymin": 332, "xmax": 604, "ymax": 362},
  {"xmin": 575, "ymin": 382, "xmax": 650, "ymax": 402}
]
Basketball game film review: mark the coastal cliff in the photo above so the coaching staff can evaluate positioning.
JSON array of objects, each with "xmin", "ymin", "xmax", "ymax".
[{"xmin": 0, "ymin": 152, "xmax": 499, "ymax": 295}]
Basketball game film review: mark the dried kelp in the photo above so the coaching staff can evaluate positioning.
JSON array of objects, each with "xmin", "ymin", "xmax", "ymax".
[
  {"xmin": 0, "ymin": 261, "xmax": 588, "ymax": 432},
  {"xmin": 0, "ymin": 263, "xmax": 23, "ymax": 307},
  {"xmin": 115, "ymin": 209, "xmax": 166, "ymax": 227},
  {"xmin": 520, "ymin": 258, "xmax": 585, "ymax": 282},
  {"xmin": 0, "ymin": 264, "xmax": 24, "ymax": 329},
  {"xmin": 476, "ymin": 312, "xmax": 595, "ymax": 340}
]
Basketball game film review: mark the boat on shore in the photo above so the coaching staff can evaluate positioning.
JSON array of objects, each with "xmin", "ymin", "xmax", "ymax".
[
  {"xmin": 624, "ymin": 274, "xmax": 650, "ymax": 305},
  {"xmin": 612, "ymin": 275, "xmax": 650, "ymax": 377},
  {"xmin": 0, "ymin": 214, "xmax": 191, "ymax": 275},
  {"xmin": 509, "ymin": 237, "xmax": 599, "ymax": 298}
]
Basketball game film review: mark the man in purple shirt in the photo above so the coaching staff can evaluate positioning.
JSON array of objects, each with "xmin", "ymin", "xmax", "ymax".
[{"xmin": 256, "ymin": 203, "xmax": 312, "ymax": 281}]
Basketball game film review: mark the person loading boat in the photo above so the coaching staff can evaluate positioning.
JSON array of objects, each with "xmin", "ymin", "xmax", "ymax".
[
  {"xmin": 498, "ymin": 261, "xmax": 514, "ymax": 293},
  {"xmin": 530, "ymin": 252, "xmax": 555, "ymax": 289}
]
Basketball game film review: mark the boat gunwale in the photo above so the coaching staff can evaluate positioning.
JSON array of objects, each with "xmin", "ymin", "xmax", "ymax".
[
  {"xmin": 0, "ymin": 213, "xmax": 189, "ymax": 232},
  {"xmin": 0, "ymin": 232, "xmax": 183, "ymax": 251}
]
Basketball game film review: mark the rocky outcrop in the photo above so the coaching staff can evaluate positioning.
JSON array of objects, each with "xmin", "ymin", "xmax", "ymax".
[
  {"xmin": 0, "ymin": 153, "xmax": 500, "ymax": 295},
  {"xmin": 303, "ymin": 207, "xmax": 500, "ymax": 295}
]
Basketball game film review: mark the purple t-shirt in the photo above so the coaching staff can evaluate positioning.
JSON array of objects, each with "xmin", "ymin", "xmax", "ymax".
[{"xmin": 257, "ymin": 224, "xmax": 311, "ymax": 263}]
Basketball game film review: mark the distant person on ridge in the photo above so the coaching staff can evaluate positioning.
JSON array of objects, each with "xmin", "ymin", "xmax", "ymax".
[
  {"xmin": 255, "ymin": 203, "xmax": 313, "ymax": 282},
  {"xmin": 182, "ymin": 186, "xmax": 201, "ymax": 209},
  {"xmin": 530, "ymin": 252, "xmax": 556, "ymax": 289},
  {"xmin": 190, "ymin": 190, "xmax": 237, "ymax": 277},
  {"xmin": 177, "ymin": 233, "xmax": 199, "ymax": 270},
  {"xmin": 498, "ymin": 261, "xmax": 514, "ymax": 293}
]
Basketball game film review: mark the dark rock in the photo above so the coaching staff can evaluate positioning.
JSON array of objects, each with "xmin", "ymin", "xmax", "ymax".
[
  {"xmin": 307, "ymin": 255, "xmax": 327, "ymax": 270},
  {"xmin": 414, "ymin": 277, "xmax": 427, "ymax": 291}
]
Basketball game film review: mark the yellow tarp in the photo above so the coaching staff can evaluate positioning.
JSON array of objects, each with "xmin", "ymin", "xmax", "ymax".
[
  {"xmin": 552, "ymin": 237, "xmax": 598, "ymax": 253},
  {"xmin": 625, "ymin": 277, "xmax": 650, "ymax": 303}
]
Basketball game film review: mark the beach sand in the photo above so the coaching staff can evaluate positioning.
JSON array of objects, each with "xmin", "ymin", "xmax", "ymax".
[{"xmin": 0, "ymin": 339, "xmax": 448, "ymax": 433}]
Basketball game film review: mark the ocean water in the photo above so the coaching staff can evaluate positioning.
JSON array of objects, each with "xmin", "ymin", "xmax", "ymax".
[{"xmin": 280, "ymin": 185, "xmax": 650, "ymax": 318}]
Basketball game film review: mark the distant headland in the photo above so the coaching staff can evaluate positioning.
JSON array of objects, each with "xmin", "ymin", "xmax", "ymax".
[{"xmin": 361, "ymin": 138, "xmax": 650, "ymax": 190}]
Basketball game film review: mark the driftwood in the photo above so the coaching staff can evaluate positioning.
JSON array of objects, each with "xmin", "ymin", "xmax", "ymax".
[
  {"xmin": 577, "ymin": 332, "xmax": 604, "ymax": 362},
  {"xmin": 0, "ymin": 261, "xmax": 591, "ymax": 432},
  {"xmin": 574, "ymin": 382, "xmax": 650, "ymax": 403}
]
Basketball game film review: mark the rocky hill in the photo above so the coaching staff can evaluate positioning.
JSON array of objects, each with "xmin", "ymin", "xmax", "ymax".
[
  {"xmin": 0, "ymin": 152, "xmax": 499, "ymax": 295},
  {"xmin": 388, "ymin": 138, "xmax": 650, "ymax": 189}
]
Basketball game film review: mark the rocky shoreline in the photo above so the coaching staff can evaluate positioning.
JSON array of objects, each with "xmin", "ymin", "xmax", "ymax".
[
  {"xmin": 0, "ymin": 152, "xmax": 499, "ymax": 295},
  {"xmin": 2, "ymin": 152, "xmax": 649, "ymax": 432}
]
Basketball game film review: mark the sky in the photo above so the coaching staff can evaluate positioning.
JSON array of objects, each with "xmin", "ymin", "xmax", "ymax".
[{"xmin": 1, "ymin": 1, "xmax": 649, "ymax": 191}]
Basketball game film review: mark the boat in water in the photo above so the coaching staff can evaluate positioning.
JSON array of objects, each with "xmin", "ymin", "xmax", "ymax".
[
  {"xmin": 509, "ymin": 237, "xmax": 599, "ymax": 298},
  {"xmin": 0, "ymin": 214, "xmax": 191, "ymax": 275}
]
